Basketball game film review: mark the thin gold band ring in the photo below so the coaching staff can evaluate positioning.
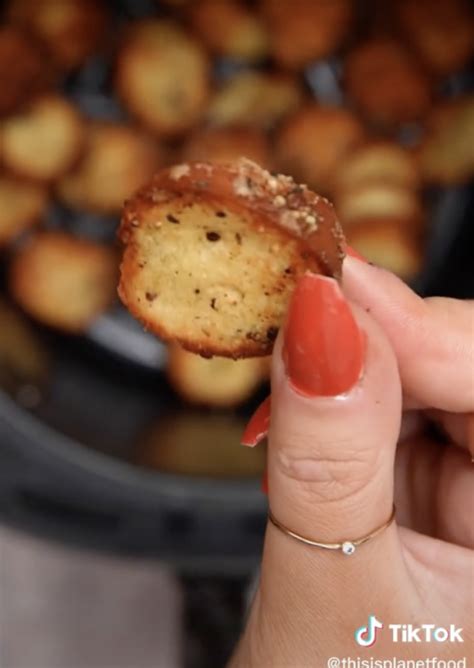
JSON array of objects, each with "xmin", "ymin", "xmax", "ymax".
[{"xmin": 268, "ymin": 505, "xmax": 396, "ymax": 556}]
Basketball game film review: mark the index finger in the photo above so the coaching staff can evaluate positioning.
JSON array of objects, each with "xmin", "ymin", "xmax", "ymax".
[{"xmin": 342, "ymin": 256, "xmax": 474, "ymax": 413}]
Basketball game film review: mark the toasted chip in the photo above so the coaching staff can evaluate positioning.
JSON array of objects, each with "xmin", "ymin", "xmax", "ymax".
[
  {"xmin": 191, "ymin": 0, "xmax": 269, "ymax": 61},
  {"xmin": 419, "ymin": 97, "xmax": 474, "ymax": 185},
  {"xmin": 116, "ymin": 19, "xmax": 210, "ymax": 137},
  {"xmin": 336, "ymin": 183, "xmax": 423, "ymax": 228},
  {"xmin": 345, "ymin": 39, "xmax": 431, "ymax": 126},
  {"xmin": 396, "ymin": 0, "xmax": 474, "ymax": 76},
  {"xmin": 167, "ymin": 344, "xmax": 268, "ymax": 408},
  {"xmin": 346, "ymin": 220, "xmax": 422, "ymax": 280},
  {"xmin": 335, "ymin": 142, "xmax": 420, "ymax": 194},
  {"xmin": 118, "ymin": 159, "xmax": 344, "ymax": 359},
  {"xmin": 424, "ymin": 99, "xmax": 466, "ymax": 134},
  {"xmin": 182, "ymin": 127, "xmax": 272, "ymax": 169},
  {"xmin": 0, "ymin": 176, "xmax": 48, "ymax": 247},
  {"xmin": 10, "ymin": 231, "xmax": 118, "ymax": 333},
  {"xmin": 2, "ymin": 95, "xmax": 85, "ymax": 183},
  {"xmin": 7, "ymin": 0, "xmax": 109, "ymax": 71},
  {"xmin": 207, "ymin": 71, "xmax": 303, "ymax": 130},
  {"xmin": 57, "ymin": 121, "xmax": 162, "ymax": 214},
  {"xmin": 0, "ymin": 26, "xmax": 53, "ymax": 116},
  {"xmin": 136, "ymin": 412, "xmax": 266, "ymax": 477},
  {"xmin": 276, "ymin": 105, "xmax": 366, "ymax": 195},
  {"xmin": 261, "ymin": 0, "xmax": 352, "ymax": 69}
]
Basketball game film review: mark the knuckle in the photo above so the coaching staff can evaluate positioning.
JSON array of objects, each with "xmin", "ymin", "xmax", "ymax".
[{"xmin": 275, "ymin": 436, "xmax": 378, "ymax": 505}]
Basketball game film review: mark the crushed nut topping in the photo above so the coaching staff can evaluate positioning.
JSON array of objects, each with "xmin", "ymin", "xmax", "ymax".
[{"xmin": 170, "ymin": 164, "xmax": 191, "ymax": 180}]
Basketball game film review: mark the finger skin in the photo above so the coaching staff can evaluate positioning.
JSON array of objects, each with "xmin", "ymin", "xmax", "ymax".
[
  {"xmin": 427, "ymin": 409, "xmax": 474, "ymax": 457},
  {"xmin": 436, "ymin": 445, "xmax": 474, "ymax": 548},
  {"xmin": 343, "ymin": 257, "xmax": 474, "ymax": 413}
]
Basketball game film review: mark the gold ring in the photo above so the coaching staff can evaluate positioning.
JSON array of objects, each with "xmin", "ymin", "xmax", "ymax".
[{"xmin": 268, "ymin": 505, "xmax": 396, "ymax": 556}]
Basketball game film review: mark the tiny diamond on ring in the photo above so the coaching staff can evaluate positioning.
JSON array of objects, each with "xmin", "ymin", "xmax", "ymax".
[{"xmin": 341, "ymin": 541, "xmax": 356, "ymax": 555}]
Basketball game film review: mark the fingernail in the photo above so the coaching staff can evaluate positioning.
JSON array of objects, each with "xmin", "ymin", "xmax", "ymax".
[
  {"xmin": 241, "ymin": 396, "xmax": 271, "ymax": 447},
  {"xmin": 261, "ymin": 469, "xmax": 268, "ymax": 495},
  {"xmin": 283, "ymin": 274, "xmax": 364, "ymax": 397},
  {"xmin": 346, "ymin": 245, "xmax": 367, "ymax": 263}
]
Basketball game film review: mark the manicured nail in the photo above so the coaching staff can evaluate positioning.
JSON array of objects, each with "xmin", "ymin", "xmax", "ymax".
[
  {"xmin": 283, "ymin": 274, "xmax": 364, "ymax": 397},
  {"xmin": 241, "ymin": 396, "xmax": 271, "ymax": 447},
  {"xmin": 346, "ymin": 245, "xmax": 367, "ymax": 263},
  {"xmin": 261, "ymin": 469, "xmax": 268, "ymax": 495}
]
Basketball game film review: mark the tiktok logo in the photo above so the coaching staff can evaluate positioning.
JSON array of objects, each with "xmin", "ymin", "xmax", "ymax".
[{"xmin": 354, "ymin": 615, "xmax": 384, "ymax": 647}]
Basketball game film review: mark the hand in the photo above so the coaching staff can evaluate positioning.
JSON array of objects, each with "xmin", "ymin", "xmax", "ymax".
[{"xmin": 230, "ymin": 257, "xmax": 474, "ymax": 666}]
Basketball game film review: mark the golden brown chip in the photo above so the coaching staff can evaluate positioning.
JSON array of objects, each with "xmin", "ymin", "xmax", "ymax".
[
  {"xmin": 424, "ymin": 99, "xmax": 465, "ymax": 134},
  {"xmin": 346, "ymin": 220, "xmax": 422, "ymax": 280},
  {"xmin": 118, "ymin": 159, "xmax": 345, "ymax": 359},
  {"xmin": 136, "ymin": 412, "xmax": 266, "ymax": 477},
  {"xmin": 206, "ymin": 70, "xmax": 303, "ymax": 130},
  {"xmin": 57, "ymin": 121, "xmax": 162, "ymax": 215},
  {"xmin": 396, "ymin": 0, "xmax": 474, "ymax": 76},
  {"xmin": 7, "ymin": 0, "xmax": 109, "ymax": 71},
  {"xmin": 181, "ymin": 127, "xmax": 272, "ymax": 169},
  {"xmin": 0, "ymin": 176, "xmax": 48, "ymax": 247},
  {"xmin": 336, "ymin": 183, "xmax": 423, "ymax": 229},
  {"xmin": 0, "ymin": 26, "xmax": 54, "ymax": 116},
  {"xmin": 2, "ymin": 95, "xmax": 85, "ymax": 183},
  {"xmin": 419, "ymin": 96, "xmax": 474, "ymax": 186},
  {"xmin": 116, "ymin": 19, "xmax": 210, "ymax": 138},
  {"xmin": 9, "ymin": 231, "xmax": 118, "ymax": 333},
  {"xmin": 190, "ymin": 0, "xmax": 269, "ymax": 62},
  {"xmin": 345, "ymin": 39, "xmax": 431, "ymax": 126},
  {"xmin": 261, "ymin": 0, "xmax": 353, "ymax": 69},
  {"xmin": 167, "ymin": 344, "xmax": 268, "ymax": 408},
  {"xmin": 335, "ymin": 141, "xmax": 420, "ymax": 194},
  {"xmin": 276, "ymin": 105, "xmax": 366, "ymax": 195}
]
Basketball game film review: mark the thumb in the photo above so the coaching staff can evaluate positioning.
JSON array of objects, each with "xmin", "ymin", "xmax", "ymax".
[
  {"xmin": 268, "ymin": 272, "xmax": 401, "ymax": 547},
  {"xmin": 242, "ymin": 270, "xmax": 410, "ymax": 623},
  {"xmin": 238, "ymin": 274, "xmax": 416, "ymax": 662}
]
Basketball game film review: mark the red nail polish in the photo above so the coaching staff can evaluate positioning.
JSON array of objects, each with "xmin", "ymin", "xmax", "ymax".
[
  {"xmin": 261, "ymin": 469, "xmax": 268, "ymax": 495},
  {"xmin": 283, "ymin": 274, "xmax": 364, "ymax": 397},
  {"xmin": 346, "ymin": 245, "xmax": 367, "ymax": 263},
  {"xmin": 241, "ymin": 396, "xmax": 271, "ymax": 447}
]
